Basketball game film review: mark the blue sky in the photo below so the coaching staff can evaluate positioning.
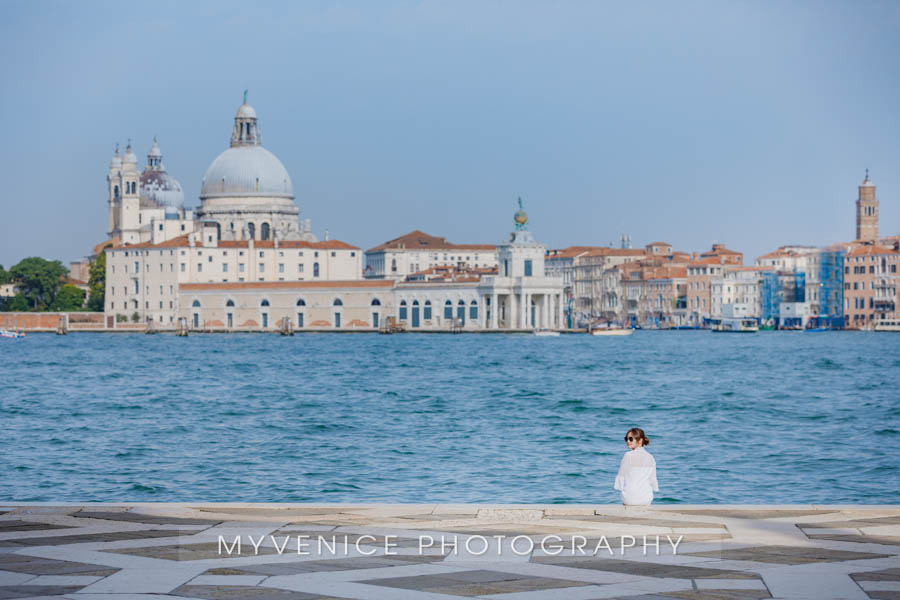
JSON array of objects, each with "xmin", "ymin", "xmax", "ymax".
[{"xmin": 1, "ymin": 0, "xmax": 898, "ymax": 268}]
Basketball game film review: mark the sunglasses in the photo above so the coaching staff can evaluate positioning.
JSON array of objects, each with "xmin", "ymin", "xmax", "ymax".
[{"xmin": 625, "ymin": 436, "xmax": 636, "ymax": 442}]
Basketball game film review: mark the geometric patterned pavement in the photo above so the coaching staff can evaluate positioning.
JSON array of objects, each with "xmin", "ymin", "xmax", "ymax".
[{"xmin": 1, "ymin": 504, "xmax": 899, "ymax": 599}]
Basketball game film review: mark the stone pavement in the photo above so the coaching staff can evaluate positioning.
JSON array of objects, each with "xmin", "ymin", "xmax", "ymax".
[{"xmin": 1, "ymin": 504, "xmax": 899, "ymax": 599}]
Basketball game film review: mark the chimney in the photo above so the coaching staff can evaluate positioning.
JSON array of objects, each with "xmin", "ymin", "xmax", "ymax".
[
  {"xmin": 325, "ymin": 230, "xmax": 330, "ymax": 241},
  {"xmin": 692, "ymin": 252, "xmax": 698, "ymax": 261}
]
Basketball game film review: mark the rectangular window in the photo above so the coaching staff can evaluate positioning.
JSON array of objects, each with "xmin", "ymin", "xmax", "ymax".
[
  {"xmin": 259, "ymin": 251, "xmax": 264, "ymax": 258},
  {"xmin": 239, "ymin": 263, "xmax": 245, "ymax": 272},
  {"xmin": 298, "ymin": 264, "xmax": 304, "ymax": 273},
  {"xmin": 134, "ymin": 261, "xmax": 139, "ymax": 272},
  {"xmin": 258, "ymin": 263, "xmax": 264, "ymax": 272},
  {"xmin": 197, "ymin": 264, "xmax": 202, "ymax": 272},
  {"xmin": 297, "ymin": 313, "xmax": 304, "ymax": 328},
  {"xmin": 262, "ymin": 313, "xmax": 268, "ymax": 328},
  {"xmin": 180, "ymin": 263, "xmax": 185, "ymax": 272},
  {"xmin": 334, "ymin": 312, "xmax": 341, "ymax": 328},
  {"xmin": 278, "ymin": 263, "xmax": 284, "ymax": 273},
  {"xmin": 524, "ymin": 260, "xmax": 533, "ymax": 277},
  {"xmin": 223, "ymin": 263, "xmax": 228, "ymax": 272}
]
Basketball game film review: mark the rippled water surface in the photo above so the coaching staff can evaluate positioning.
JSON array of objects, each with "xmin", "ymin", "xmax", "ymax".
[{"xmin": 2, "ymin": 331, "xmax": 899, "ymax": 503}]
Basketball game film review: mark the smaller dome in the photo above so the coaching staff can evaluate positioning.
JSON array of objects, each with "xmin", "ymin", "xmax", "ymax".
[
  {"xmin": 109, "ymin": 151, "xmax": 122, "ymax": 169},
  {"xmin": 141, "ymin": 169, "xmax": 184, "ymax": 208},
  {"xmin": 237, "ymin": 102, "xmax": 257, "ymax": 119}
]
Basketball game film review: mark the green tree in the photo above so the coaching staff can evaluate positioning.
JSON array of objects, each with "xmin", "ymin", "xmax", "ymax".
[
  {"xmin": 5, "ymin": 293, "xmax": 28, "ymax": 312},
  {"xmin": 86, "ymin": 250, "xmax": 108, "ymax": 311},
  {"xmin": 9, "ymin": 257, "xmax": 68, "ymax": 311},
  {"xmin": 51, "ymin": 284, "xmax": 86, "ymax": 312},
  {"xmin": 0, "ymin": 264, "xmax": 10, "ymax": 285}
]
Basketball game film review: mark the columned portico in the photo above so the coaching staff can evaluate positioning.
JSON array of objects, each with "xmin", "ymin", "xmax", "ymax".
[{"xmin": 475, "ymin": 200, "xmax": 564, "ymax": 331}]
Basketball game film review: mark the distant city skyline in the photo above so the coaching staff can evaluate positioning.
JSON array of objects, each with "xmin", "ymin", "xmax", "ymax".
[{"xmin": 1, "ymin": 0, "xmax": 899, "ymax": 268}]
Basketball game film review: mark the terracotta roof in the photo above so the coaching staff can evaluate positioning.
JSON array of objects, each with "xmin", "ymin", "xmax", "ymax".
[
  {"xmin": 65, "ymin": 277, "xmax": 88, "ymax": 286},
  {"xmin": 366, "ymin": 230, "xmax": 494, "ymax": 253},
  {"xmin": 94, "ymin": 238, "xmax": 120, "ymax": 255},
  {"xmin": 546, "ymin": 246, "xmax": 605, "ymax": 259},
  {"xmin": 700, "ymin": 245, "xmax": 742, "ymax": 257},
  {"xmin": 687, "ymin": 257, "xmax": 725, "ymax": 267},
  {"xmin": 847, "ymin": 244, "xmax": 900, "ymax": 256},
  {"xmin": 180, "ymin": 280, "xmax": 395, "ymax": 291},
  {"xmin": 646, "ymin": 241, "xmax": 671, "ymax": 247}
]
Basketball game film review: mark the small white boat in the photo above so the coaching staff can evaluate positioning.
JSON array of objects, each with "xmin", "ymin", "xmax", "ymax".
[
  {"xmin": 533, "ymin": 328, "xmax": 560, "ymax": 337},
  {"xmin": 590, "ymin": 326, "xmax": 633, "ymax": 336},
  {"xmin": 0, "ymin": 329, "xmax": 26, "ymax": 339},
  {"xmin": 874, "ymin": 319, "xmax": 900, "ymax": 332}
]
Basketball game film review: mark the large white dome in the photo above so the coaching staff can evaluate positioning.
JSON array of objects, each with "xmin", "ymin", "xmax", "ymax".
[{"xmin": 199, "ymin": 145, "xmax": 293, "ymax": 200}]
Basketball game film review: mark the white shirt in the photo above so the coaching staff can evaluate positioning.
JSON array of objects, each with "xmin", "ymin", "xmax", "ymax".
[{"xmin": 614, "ymin": 446, "xmax": 659, "ymax": 505}]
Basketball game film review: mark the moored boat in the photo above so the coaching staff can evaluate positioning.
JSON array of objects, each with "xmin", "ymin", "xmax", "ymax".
[
  {"xmin": 0, "ymin": 329, "xmax": 26, "ymax": 339},
  {"xmin": 874, "ymin": 319, "xmax": 900, "ymax": 332},
  {"xmin": 589, "ymin": 323, "xmax": 633, "ymax": 336},
  {"xmin": 533, "ymin": 328, "xmax": 560, "ymax": 337},
  {"xmin": 710, "ymin": 317, "xmax": 758, "ymax": 333}
]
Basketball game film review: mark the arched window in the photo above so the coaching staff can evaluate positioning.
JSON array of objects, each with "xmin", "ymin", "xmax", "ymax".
[
  {"xmin": 391, "ymin": 258, "xmax": 397, "ymax": 273},
  {"xmin": 399, "ymin": 300, "xmax": 408, "ymax": 321},
  {"xmin": 470, "ymin": 299, "xmax": 478, "ymax": 320},
  {"xmin": 192, "ymin": 299, "xmax": 201, "ymax": 307},
  {"xmin": 247, "ymin": 222, "xmax": 256, "ymax": 239},
  {"xmin": 444, "ymin": 299, "xmax": 453, "ymax": 319},
  {"xmin": 296, "ymin": 298, "xmax": 306, "ymax": 306},
  {"xmin": 114, "ymin": 185, "xmax": 119, "ymax": 199},
  {"xmin": 261, "ymin": 222, "xmax": 271, "ymax": 241},
  {"xmin": 313, "ymin": 262, "xmax": 319, "ymax": 277},
  {"xmin": 333, "ymin": 298, "xmax": 343, "ymax": 306},
  {"xmin": 371, "ymin": 298, "xmax": 381, "ymax": 306},
  {"xmin": 226, "ymin": 299, "xmax": 235, "ymax": 307},
  {"xmin": 424, "ymin": 300, "xmax": 432, "ymax": 320},
  {"xmin": 413, "ymin": 300, "xmax": 419, "ymax": 306},
  {"xmin": 261, "ymin": 299, "xmax": 270, "ymax": 307}
]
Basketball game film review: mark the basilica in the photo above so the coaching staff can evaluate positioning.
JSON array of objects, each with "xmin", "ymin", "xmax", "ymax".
[
  {"xmin": 106, "ymin": 92, "xmax": 315, "ymax": 247},
  {"xmin": 100, "ymin": 93, "xmax": 565, "ymax": 331}
]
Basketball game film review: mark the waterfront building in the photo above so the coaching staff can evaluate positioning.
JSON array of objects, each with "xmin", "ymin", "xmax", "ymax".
[
  {"xmin": 364, "ymin": 230, "xmax": 496, "ymax": 280},
  {"xmin": 755, "ymin": 246, "xmax": 822, "ymax": 317},
  {"xmin": 710, "ymin": 267, "xmax": 765, "ymax": 321},
  {"xmin": 179, "ymin": 280, "xmax": 394, "ymax": 330},
  {"xmin": 163, "ymin": 202, "xmax": 564, "ymax": 331},
  {"xmin": 104, "ymin": 224, "xmax": 361, "ymax": 324},
  {"xmin": 572, "ymin": 246, "xmax": 647, "ymax": 322},
  {"xmin": 843, "ymin": 242, "xmax": 900, "ymax": 329},
  {"xmin": 685, "ymin": 244, "xmax": 743, "ymax": 326}
]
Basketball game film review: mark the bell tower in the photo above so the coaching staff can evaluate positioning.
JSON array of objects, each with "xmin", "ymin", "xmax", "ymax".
[
  {"xmin": 856, "ymin": 169, "xmax": 878, "ymax": 243},
  {"xmin": 107, "ymin": 144, "xmax": 122, "ymax": 238}
]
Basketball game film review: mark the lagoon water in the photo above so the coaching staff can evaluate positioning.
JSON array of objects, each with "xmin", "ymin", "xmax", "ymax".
[{"xmin": 2, "ymin": 331, "xmax": 899, "ymax": 504}]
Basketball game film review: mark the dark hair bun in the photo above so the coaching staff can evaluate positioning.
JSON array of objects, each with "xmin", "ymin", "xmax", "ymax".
[{"xmin": 628, "ymin": 427, "xmax": 650, "ymax": 446}]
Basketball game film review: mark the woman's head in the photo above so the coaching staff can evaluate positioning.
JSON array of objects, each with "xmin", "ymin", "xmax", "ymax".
[{"xmin": 625, "ymin": 427, "xmax": 650, "ymax": 449}]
